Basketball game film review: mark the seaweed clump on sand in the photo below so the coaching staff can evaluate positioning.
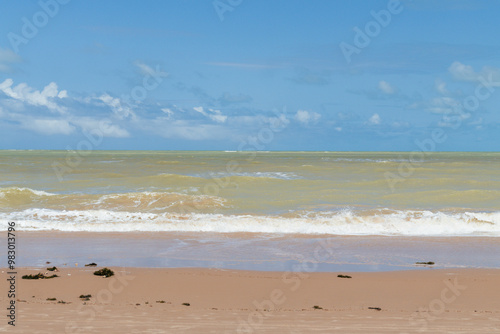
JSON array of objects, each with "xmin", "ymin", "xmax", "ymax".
[
  {"xmin": 85, "ymin": 263, "xmax": 97, "ymax": 267},
  {"xmin": 22, "ymin": 273, "xmax": 59, "ymax": 280},
  {"xmin": 47, "ymin": 266, "xmax": 58, "ymax": 271},
  {"xmin": 79, "ymin": 294, "xmax": 92, "ymax": 301},
  {"xmin": 313, "ymin": 305, "xmax": 323, "ymax": 310},
  {"xmin": 368, "ymin": 307, "xmax": 382, "ymax": 311},
  {"xmin": 337, "ymin": 274, "xmax": 352, "ymax": 279},
  {"xmin": 93, "ymin": 268, "xmax": 114, "ymax": 278},
  {"xmin": 415, "ymin": 261, "xmax": 435, "ymax": 265}
]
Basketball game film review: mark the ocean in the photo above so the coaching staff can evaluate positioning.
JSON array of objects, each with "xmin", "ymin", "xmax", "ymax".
[{"xmin": 1, "ymin": 150, "xmax": 499, "ymax": 236}]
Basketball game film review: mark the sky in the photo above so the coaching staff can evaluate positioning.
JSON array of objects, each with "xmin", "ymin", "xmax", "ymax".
[{"xmin": 0, "ymin": 0, "xmax": 500, "ymax": 151}]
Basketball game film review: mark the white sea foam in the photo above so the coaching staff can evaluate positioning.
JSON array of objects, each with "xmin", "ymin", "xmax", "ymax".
[
  {"xmin": 90, "ymin": 191, "xmax": 227, "ymax": 211},
  {"xmin": 193, "ymin": 171, "xmax": 301, "ymax": 180},
  {"xmin": 1, "ymin": 208, "xmax": 499, "ymax": 236},
  {"xmin": 0, "ymin": 187, "xmax": 56, "ymax": 198},
  {"xmin": 320, "ymin": 157, "xmax": 404, "ymax": 163}
]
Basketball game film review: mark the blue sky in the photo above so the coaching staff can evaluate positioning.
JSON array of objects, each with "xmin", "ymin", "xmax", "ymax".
[{"xmin": 0, "ymin": 0, "xmax": 499, "ymax": 151}]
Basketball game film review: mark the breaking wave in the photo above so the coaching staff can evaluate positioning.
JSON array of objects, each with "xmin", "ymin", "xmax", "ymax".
[{"xmin": 1, "ymin": 208, "xmax": 499, "ymax": 236}]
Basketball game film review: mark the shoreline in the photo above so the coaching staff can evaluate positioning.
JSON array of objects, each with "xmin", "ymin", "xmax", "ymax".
[
  {"xmin": 10, "ymin": 231, "xmax": 500, "ymax": 271},
  {"xmin": 2, "ymin": 267, "xmax": 499, "ymax": 333}
]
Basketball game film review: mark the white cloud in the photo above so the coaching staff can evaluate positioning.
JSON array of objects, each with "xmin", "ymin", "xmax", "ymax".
[
  {"xmin": 97, "ymin": 121, "xmax": 130, "ymax": 138},
  {"xmin": 161, "ymin": 108, "xmax": 174, "ymax": 119},
  {"xmin": 22, "ymin": 119, "xmax": 75, "ymax": 135},
  {"xmin": 435, "ymin": 79, "xmax": 448, "ymax": 95},
  {"xmin": 378, "ymin": 81, "xmax": 395, "ymax": 94},
  {"xmin": 98, "ymin": 93, "xmax": 135, "ymax": 120},
  {"xmin": 72, "ymin": 118, "xmax": 130, "ymax": 138},
  {"xmin": 147, "ymin": 119, "xmax": 232, "ymax": 141},
  {"xmin": 193, "ymin": 106, "xmax": 227, "ymax": 123},
  {"xmin": 229, "ymin": 113, "xmax": 290, "ymax": 130},
  {"xmin": 209, "ymin": 114, "xmax": 227, "ymax": 123},
  {"xmin": 471, "ymin": 118, "xmax": 483, "ymax": 130},
  {"xmin": 368, "ymin": 113, "xmax": 381, "ymax": 125},
  {"xmin": 0, "ymin": 80, "xmax": 132, "ymax": 138},
  {"xmin": 438, "ymin": 111, "xmax": 471, "ymax": 127},
  {"xmin": 448, "ymin": 61, "xmax": 478, "ymax": 81},
  {"xmin": 135, "ymin": 62, "xmax": 168, "ymax": 78},
  {"xmin": 448, "ymin": 61, "xmax": 500, "ymax": 86},
  {"xmin": 0, "ymin": 48, "xmax": 22, "ymax": 73},
  {"xmin": 334, "ymin": 127, "xmax": 342, "ymax": 132},
  {"xmin": 173, "ymin": 104, "xmax": 186, "ymax": 113},
  {"xmin": 425, "ymin": 95, "xmax": 471, "ymax": 128},
  {"xmin": 294, "ymin": 110, "xmax": 321, "ymax": 124},
  {"xmin": 193, "ymin": 106, "xmax": 204, "ymax": 114},
  {"xmin": 273, "ymin": 113, "xmax": 290, "ymax": 128},
  {"xmin": 207, "ymin": 108, "xmax": 227, "ymax": 123},
  {"xmin": 427, "ymin": 96, "xmax": 461, "ymax": 114},
  {"xmin": 0, "ymin": 79, "xmax": 68, "ymax": 113}
]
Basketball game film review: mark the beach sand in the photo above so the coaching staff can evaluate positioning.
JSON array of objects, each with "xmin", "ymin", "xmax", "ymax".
[{"xmin": 2, "ymin": 267, "xmax": 499, "ymax": 333}]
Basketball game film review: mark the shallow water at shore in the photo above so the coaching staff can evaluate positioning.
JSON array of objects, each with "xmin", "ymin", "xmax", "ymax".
[{"xmin": 9, "ymin": 232, "xmax": 500, "ymax": 271}]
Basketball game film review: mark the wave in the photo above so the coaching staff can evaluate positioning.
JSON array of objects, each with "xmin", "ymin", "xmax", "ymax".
[
  {"xmin": 321, "ymin": 157, "xmax": 407, "ymax": 163},
  {"xmin": 142, "ymin": 173, "xmax": 303, "ymax": 190},
  {"xmin": 0, "ymin": 187, "xmax": 227, "ymax": 212},
  {"xmin": 191, "ymin": 171, "xmax": 301, "ymax": 180},
  {"xmin": 90, "ymin": 191, "xmax": 227, "ymax": 212},
  {"xmin": 0, "ymin": 187, "xmax": 56, "ymax": 198},
  {"xmin": 2, "ymin": 208, "xmax": 499, "ymax": 236}
]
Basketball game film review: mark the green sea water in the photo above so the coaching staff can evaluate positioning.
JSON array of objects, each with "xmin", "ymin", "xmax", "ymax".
[{"xmin": 1, "ymin": 150, "xmax": 499, "ymax": 235}]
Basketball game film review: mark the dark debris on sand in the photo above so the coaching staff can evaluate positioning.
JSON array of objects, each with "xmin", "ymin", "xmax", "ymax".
[
  {"xmin": 22, "ymin": 273, "xmax": 59, "ymax": 280},
  {"xmin": 93, "ymin": 268, "xmax": 114, "ymax": 277}
]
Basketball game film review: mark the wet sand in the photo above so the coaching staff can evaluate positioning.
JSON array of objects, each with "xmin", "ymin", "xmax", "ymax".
[
  {"xmin": 11, "ymin": 231, "xmax": 500, "ymax": 271},
  {"xmin": 1, "ymin": 267, "xmax": 499, "ymax": 333}
]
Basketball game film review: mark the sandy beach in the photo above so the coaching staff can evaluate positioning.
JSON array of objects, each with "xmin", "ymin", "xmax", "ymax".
[
  {"xmin": 2, "ymin": 267, "xmax": 499, "ymax": 333},
  {"xmin": 3, "ymin": 0, "xmax": 500, "ymax": 331}
]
